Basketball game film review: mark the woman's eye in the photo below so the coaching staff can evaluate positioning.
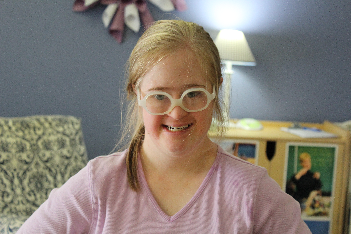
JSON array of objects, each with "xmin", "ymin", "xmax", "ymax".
[
  {"xmin": 154, "ymin": 94, "xmax": 165, "ymax": 100},
  {"xmin": 187, "ymin": 91, "xmax": 200, "ymax": 98}
]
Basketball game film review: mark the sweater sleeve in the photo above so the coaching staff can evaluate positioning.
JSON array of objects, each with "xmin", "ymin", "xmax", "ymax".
[
  {"xmin": 17, "ymin": 164, "xmax": 93, "ymax": 234},
  {"xmin": 252, "ymin": 172, "xmax": 312, "ymax": 234}
]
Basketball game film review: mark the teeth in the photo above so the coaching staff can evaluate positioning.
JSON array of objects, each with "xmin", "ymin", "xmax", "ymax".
[{"xmin": 167, "ymin": 124, "xmax": 190, "ymax": 131}]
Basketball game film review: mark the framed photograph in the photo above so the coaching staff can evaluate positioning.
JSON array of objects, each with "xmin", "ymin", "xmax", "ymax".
[
  {"xmin": 212, "ymin": 139, "xmax": 259, "ymax": 165},
  {"xmin": 284, "ymin": 143, "xmax": 338, "ymax": 234}
]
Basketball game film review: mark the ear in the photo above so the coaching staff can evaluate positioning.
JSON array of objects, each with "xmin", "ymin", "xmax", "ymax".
[
  {"xmin": 219, "ymin": 77, "xmax": 223, "ymax": 85},
  {"xmin": 132, "ymin": 83, "xmax": 140, "ymax": 98},
  {"xmin": 132, "ymin": 78, "xmax": 142, "ymax": 95}
]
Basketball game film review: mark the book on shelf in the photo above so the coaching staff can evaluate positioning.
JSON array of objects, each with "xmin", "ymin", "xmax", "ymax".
[{"xmin": 280, "ymin": 127, "xmax": 338, "ymax": 138}]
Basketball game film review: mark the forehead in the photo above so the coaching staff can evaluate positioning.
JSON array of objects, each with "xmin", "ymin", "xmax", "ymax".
[{"xmin": 138, "ymin": 50, "xmax": 209, "ymax": 91}]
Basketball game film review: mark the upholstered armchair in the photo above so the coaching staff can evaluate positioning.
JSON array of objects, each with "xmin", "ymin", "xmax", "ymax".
[{"xmin": 0, "ymin": 115, "xmax": 88, "ymax": 233}]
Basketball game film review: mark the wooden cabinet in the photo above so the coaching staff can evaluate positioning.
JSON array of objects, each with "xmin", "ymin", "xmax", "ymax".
[{"xmin": 209, "ymin": 120, "xmax": 350, "ymax": 234}]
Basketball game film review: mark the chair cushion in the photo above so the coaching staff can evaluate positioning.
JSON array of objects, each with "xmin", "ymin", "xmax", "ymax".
[
  {"xmin": 0, "ymin": 214, "xmax": 28, "ymax": 234},
  {"xmin": 0, "ymin": 115, "xmax": 88, "ymax": 217}
]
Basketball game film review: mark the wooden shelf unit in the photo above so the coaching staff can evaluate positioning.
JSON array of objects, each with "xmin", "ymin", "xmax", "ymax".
[{"xmin": 209, "ymin": 120, "xmax": 350, "ymax": 234}]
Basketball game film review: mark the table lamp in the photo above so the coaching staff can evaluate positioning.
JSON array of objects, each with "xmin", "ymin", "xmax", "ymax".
[{"xmin": 215, "ymin": 29, "xmax": 256, "ymax": 127}]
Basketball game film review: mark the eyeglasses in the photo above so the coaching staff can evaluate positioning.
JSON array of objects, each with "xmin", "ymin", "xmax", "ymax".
[{"xmin": 137, "ymin": 87, "xmax": 216, "ymax": 115}]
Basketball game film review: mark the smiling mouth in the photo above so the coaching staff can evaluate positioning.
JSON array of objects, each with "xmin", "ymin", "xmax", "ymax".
[{"xmin": 166, "ymin": 124, "xmax": 191, "ymax": 132}]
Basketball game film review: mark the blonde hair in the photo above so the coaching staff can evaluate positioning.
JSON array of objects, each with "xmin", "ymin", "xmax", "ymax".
[
  {"xmin": 119, "ymin": 20, "xmax": 224, "ymax": 191},
  {"xmin": 299, "ymin": 152, "xmax": 311, "ymax": 163}
]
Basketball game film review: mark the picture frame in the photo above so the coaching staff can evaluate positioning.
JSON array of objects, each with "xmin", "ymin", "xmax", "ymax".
[
  {"xmin": 284, "ymin": 143, "xmax": 338, "ymax": 234},
  {"xmin": 212, "ymin": 139, "xmax": 259, "ymax": 165}
]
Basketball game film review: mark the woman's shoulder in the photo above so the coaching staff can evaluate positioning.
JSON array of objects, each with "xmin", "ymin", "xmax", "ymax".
[
  {"xmin": 217, "ymin": 146, "xmax": 267, "ymax": 176},
  {"xmin": 89, "ymin": 149, "xmax": 127, "ymax": 170},
  {"xmin": 213, "ymin": 147, "xmax": 269, "ymax": 196},
  {"xmin": 87, "ymin": 150, "xmax": 129, "ymax": 189}
]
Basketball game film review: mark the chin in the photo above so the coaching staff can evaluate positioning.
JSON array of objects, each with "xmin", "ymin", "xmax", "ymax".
[{"xmin": 163, "ymin": 132, "xmax": 210, "ymax": 153}]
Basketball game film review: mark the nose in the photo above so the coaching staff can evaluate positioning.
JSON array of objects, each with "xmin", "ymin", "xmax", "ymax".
[{"xmin": 167, "ymin": 105, "xmax": 188, "ymax": 120}]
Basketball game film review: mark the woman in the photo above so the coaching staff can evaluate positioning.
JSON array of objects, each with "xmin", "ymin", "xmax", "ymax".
[
  {"xmin": 286, "ymin": 152, "xmax": 322, "ymax": 208},
  {"xmin": 18, "ymin": 20, "xmax": 311, "ymax": 233}
]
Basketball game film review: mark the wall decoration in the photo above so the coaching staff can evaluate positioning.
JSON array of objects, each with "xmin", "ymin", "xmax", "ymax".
[
  {"xmin": 284, "ymin": 143, "xmax": 338, "ymax": 234},
  {"xmin": 73, "ymin": 0, "xmax": 187, "ymax": 43}
]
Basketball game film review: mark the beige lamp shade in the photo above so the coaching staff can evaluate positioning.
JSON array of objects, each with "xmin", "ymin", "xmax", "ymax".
[
  {"xmin": 215, "ymin": 29, "xmax": 256, "ymax": 66},
  {"xmin": 214, "ymin": 29, "xmax": 256, "ymax": 127}
]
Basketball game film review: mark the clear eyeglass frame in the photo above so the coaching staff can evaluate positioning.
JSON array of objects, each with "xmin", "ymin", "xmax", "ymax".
[{"xmin": 137, "ymin": 86, "xmax": 216, "ymax": 115}]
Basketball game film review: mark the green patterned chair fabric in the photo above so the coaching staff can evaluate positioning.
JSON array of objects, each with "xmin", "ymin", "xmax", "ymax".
[
  {"xmin": 0, "ymin": 115, "xmax": 88, "ymax": 233},
  {"xmin": 0, "ymin": 214, "xmax": 27, "ymax": 234}
]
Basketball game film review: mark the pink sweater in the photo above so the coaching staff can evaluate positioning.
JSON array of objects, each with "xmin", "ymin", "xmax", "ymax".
[{"xmin": 18, "ymin": 147, "xmax": 311, "ymax": 233}]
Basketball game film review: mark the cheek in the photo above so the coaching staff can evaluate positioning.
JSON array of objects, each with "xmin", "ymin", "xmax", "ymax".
[
  {"xmin": 202, "ymin": 105, "xmax": 215, "ymax": 123},
  {"xmin": 195, "ymin": 108, "xmax": 213, "ymax": 128},
  {"xmin": 142, "ymin": 110, "xmax": 163, "ymax": 134}
]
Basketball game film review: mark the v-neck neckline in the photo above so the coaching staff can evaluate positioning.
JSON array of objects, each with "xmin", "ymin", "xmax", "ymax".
[{"xmin": 137, "ymin": 151, "xmax": 220, "ymax": 222}]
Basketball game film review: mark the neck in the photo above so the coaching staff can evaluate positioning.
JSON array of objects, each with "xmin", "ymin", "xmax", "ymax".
[{"xmin": 140, "ymin": 138, "xmax": 217, "ymax": 176}]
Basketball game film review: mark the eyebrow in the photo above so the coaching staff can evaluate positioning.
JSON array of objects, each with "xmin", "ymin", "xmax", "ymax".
[{"xmin": 146, "ymin": 84, "xmax": 207, "ymax": 92}]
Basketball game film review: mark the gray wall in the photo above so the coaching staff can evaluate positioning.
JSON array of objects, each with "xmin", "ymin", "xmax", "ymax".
[{"xmin": 1, "ymin": 0, "xmax": 350, "ymax": 159}]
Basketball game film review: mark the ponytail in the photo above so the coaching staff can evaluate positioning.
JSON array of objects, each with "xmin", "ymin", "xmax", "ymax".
[{"xmin": 126, "ymin": 125, "xmax": 145, "ymax": 191}]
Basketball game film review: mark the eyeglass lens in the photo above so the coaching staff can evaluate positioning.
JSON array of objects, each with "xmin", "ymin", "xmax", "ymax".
[{"xmin": 145, "ymin": 90, "xmax": 208, "ymax": 114}]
